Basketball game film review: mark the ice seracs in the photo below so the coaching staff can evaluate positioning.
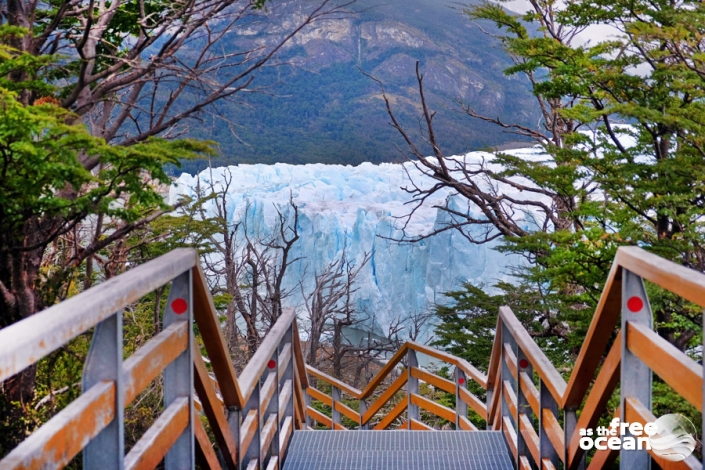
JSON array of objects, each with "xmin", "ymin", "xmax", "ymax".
[{"xmin": 169, "ymin": 151, "xmax": 540, "ymax": 335}]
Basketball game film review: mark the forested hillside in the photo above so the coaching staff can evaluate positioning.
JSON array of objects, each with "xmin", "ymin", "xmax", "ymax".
[{"xmin": 179, "ymin": 0, "xmax": 538, "ymax": 173}]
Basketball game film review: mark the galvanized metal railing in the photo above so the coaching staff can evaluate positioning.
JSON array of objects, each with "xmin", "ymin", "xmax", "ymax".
[
  {"xmin": 2, "ymin": 245, "xmax": 704, "ymax": 470},
  {"xmin": 305, "ymin": 343, "xmax": 488, "ymax": 431},
  {"xmin": 305, "ymin": 246, "xmax": 705, "ymax": 470},
  {"xmin": 483, "ymin": 246, "xmax": 705, "ymax": 470},
  {"xmin": 0, "ymin": 248, "xmax": 309, "ymax": 470}
]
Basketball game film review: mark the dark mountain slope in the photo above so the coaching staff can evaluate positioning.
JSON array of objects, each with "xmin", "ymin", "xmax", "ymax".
[{"xmin": 180, "ymin": 0, "xmax": 538, "ymax": 173}]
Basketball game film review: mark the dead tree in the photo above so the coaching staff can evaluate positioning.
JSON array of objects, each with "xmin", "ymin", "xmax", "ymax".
[
  {"xmin": 199, "ymin": 171, "xmax": 300, "ymax": 362},
  {"xmin": 360, "ymin": 49, "xmax": 591, "ymax": 246},
  {"xmin": 301, "ymin": 250, "xmax": 370, "ymax": 369}
]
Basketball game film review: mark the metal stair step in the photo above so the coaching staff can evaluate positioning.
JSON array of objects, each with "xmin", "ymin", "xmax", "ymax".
[{"xmin": 282, "ymin": 430, "xmax": 513, "ymax": 470}]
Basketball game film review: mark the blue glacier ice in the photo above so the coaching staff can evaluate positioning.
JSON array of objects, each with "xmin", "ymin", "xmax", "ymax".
[{"xmin": 169, "ymin": 148, "xmax": 546, "ymax": 336}]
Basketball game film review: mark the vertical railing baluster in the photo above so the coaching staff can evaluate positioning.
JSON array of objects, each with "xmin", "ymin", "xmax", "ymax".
[
  {"xmin": 564, "ymin": 408, "xmax": 584, "ymax": 469},
  {"xmin": 516, "ymin": 347, "xmax": 532, "ymax": 465},
  {"xmin": 485, "ymin": 387, "xmax": 494, "ymax": 430},
  {"xmin": 227, "ymin": 406, "xmax": 241, "ymax": 466},
  {"xmin": 539, "ymin": 378, "xmax": 560, "ymax": 468},
  {"xmin": 83, "ymin": 311, "xmax": 124, "ymax": 470},
  {"xmin": 279, "ymin": 324, "xmax": 294, "ymax": 464},
  {"xmin": 242, "ymin": 378, "xmax": 261, "ymax": 469},
  {"xmin": 163, "ymin": 270, "xmax": 195, "ymax": 470},
  {"xmin": 620, "ymin": 269, "xmax": 652, "ymax": 469},
  {"xmin": 454, "ymin": 367, "xmax": 467, "ymax": 429},
  {"xmin": 331, "ymin": 386, "xmax": 341, "ymax": 430},
  {"xmin": 407, "ymin": 349, "xmax": 419, "ymax": 428},
  {"xmin": 304, "ymin": 389, "xmax": 312, "ymax": 428},
  {"xmin": 500, "ymin": 322, "xmax": 517, "ymax": 448},
  {"xmin": 263, "ymin": 349, "xmax": 280, "ymax": 466},
  {"xmin": 360, "ymin": 399, "xmax": 368, "ymax": 430}
]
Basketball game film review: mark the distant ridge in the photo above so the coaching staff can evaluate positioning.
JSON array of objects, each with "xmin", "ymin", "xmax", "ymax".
[{"xmin": 180, "ymin": 0, "xmax": 538, "ymax": 174}]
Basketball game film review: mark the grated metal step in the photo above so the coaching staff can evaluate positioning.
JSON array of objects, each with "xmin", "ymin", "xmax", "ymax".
[{"xmin": 282, "ymin": 430, "xmax": 513, "ymax": 470}]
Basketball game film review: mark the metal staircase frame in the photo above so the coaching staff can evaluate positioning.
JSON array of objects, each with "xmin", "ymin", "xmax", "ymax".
[{"xmin": 1, "ymin": 246, "xmax": 704, "ymax": 469}]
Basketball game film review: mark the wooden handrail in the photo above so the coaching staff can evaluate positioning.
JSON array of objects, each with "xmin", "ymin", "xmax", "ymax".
[
  {"xmin": 306, "ymin": 365, "xmax": 362, "ymax": 397},
  {"xmin": 239, "ymin": 308, "xmax": 298, "ymax": 402},
  {"xmin": 562, "ymin": 261, "xmax": 622, "ymax": 409},
  {"xmin": 617, "ymin": 246, "xmax": 705, "ymax": 307},
  {"xmin": 491, "ymin": 246, "xmax": 705, "ymax": 468},
  {"xmin": 0, "ymin": 248, "xmax": 197, "ymax": 383},
  {"xmin": 486, "ymin": 318, "xmax": 503, "ymax": 390},
  {"xmin": 627, "ymin": 321, "xmax": 702, "ymax": 410},
  {"xmin": 358, "ymin": 343, "xmax": 410, "ymax": 399},
  {"xmin": 5, "ymin": 244, "xmax": 705, "ymax": 469},
  {"xmin": 193, "ymin": 262, "xmax": 244, "ymax": 409},
  {"xmin": 567, "ymin": 332, "xmax": 621, "ymax": 469},
  {"xmin": 306, "ymin": 339, "xmax": 489, "ymax": 430},
  {"xmin": 498, "ymin": 307, "xmax": 566, "ymax": 403},
  {"xmin": 0, "ymin": 249, "xmax": 309, "ymax": 470}
]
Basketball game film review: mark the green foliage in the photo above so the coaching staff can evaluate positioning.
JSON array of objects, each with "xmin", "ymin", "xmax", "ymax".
[
  {"xmin": 449, "ymin": 0, "xmax": 705, "ymax": 353},
  {"xmin": 433, "ymin": 281, "xmax": 575, "ymax": 369},
  {"xmin": 430, "ymin": 0, "xmax": 705, "ymax": 448},
  {"xmin": 0, "ymin": 192, "xmax": 221, "ymax": 458},
  {"xmin": 0, "ymin": 84, "xmax": 213, "ymax": 230}
]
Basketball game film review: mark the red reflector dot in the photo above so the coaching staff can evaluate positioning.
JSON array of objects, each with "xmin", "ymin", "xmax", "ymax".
[
  {"xmin": 171, "ymin": 298, "xmax": 188, "ymax": 314},
  {"xmin": 458, "ymin": 377, "xmax": 465, "ymax": 385},
  {"xmin": 519, "ymin": 359, "xmax": 529, "ymax": 369},
  {"xmin": 268, "ymin": 360, "xmax": 276, "ymax": 369},
  {"xmin": 627, "ymin": 296, "xmax": 644, "ymax": 312}
]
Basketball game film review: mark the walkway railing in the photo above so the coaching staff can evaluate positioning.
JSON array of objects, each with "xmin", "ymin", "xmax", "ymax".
[
  {"xmin": 304, "ymin": 343, "xmax": 487, "ymax": 431},
  {"xmin": 486, "ymin": 246, "xmax": 704, "ymax": 470},
  {"xmin": 1, "ymin": 245, "xmax": 704, "ymax": 470},
  {"xmin": 0, "ymin": 249, "xmax": 308, "ymax": 470},
  {"xmin": 304, "ymin": 246, "xmax": 705, "ymax": 470}
]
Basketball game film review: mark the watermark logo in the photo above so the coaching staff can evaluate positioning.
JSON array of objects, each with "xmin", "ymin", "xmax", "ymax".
[
  {"xmin": 579, "ymin": 415, "xmax": 697, "ymax": 461},
  {"xmin": 649, "ymin": 414, "xmax": 697, "ymax": 462}
]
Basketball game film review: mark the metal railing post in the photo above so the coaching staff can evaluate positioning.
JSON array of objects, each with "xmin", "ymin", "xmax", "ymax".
[
  {"xmin": 331, "ymin": 386, "xmax": 341, "ymax": 430},
  {"xmin": 539, "ymin": 379, "xmax": 560, "ymax": 468},
  {"xmin": 407, "ymin": 349, "xmax": 419, "ymax": 428},
  {"xmin": 564, "ymin": 407, "xmax": 584, "ymax": 469},
  {"xmin": 264, "ymin": 349, "xmax": 280, "ymax": 464},
  {"xmin": 500, "ymin": 323, "xmax": 517, "ymax": 434},
  {"xmin": 279, "ymin": 324, "xmax": 295, "ymax": 464},
  {"xmin": 83, "ymin": 311, "xmax": 124, "ymax": 470},
  {"xmin": 242, "ymin": 379, "xmax": 261, "ymax": 469},
  {"xmin": 516, "ymin": 346, "xmax": 532, "ymax": 464},
  {"xmin": 227, "ymin": 407, "xmax": 241, "ymax": 466},
  {"xmin": 304, "ymin": 390, "xmax": 312, "ymax": 428},
  {"xmin": 620, "ymin": 269, "xmax": 652, "ymax": 469},
  {"xmin": 485, "ymin": 388, "xmax": 494, "ymax": 430},
  {"xmin": 163, "ymin": 270, "xmax": 195, "ymax": 470},
  {"xmin": 360, "ymin": 399, "xmax": 369, "ymax": 430},
  {"xmin": 454, "ymin": 367, "xmax": 467, "ymax": 429}
]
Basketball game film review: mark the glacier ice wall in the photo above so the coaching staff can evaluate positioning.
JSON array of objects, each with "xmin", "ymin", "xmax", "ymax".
[{"xmin": 169, "ymin": 149, "xmax": 544, "ymax": 335}]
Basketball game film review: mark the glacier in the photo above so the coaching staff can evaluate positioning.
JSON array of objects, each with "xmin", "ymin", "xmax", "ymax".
[{"xmin": 169, "ymin": 147, "xmax": 546, "ymax": 337}]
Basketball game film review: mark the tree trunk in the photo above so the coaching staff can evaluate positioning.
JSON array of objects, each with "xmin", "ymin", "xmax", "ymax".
[{"xmin": 332, "ymin": 321, "xmax": 343, "ymax": 378}]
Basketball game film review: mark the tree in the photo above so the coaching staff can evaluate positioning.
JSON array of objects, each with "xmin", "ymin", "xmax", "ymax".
[
  {"xmin": 0, "ymin": 0, "xmax": 353, "ymax": 412},
  {"xmin": 0, "ymin": 73, "xmax": 211, "ymax": 409},
  {"xmin": 302, "ymin": 250, "xmax": 370, "ymax": 369},
  {"xmin": 374, "ymin": 0, "xmax": 705, "ymax": 354},
  {"xmin": 199, "ymin": 171, "xmax": 301, "ymax": 363},
  {"xmin": 300, "ymin": 249, "xmax": 413, "ymax": 386}
]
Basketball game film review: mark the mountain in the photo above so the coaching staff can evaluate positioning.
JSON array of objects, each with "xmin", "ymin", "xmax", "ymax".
[{"xmin": 178, "ymin": 0, "xmax": 538, "ymax": 174}]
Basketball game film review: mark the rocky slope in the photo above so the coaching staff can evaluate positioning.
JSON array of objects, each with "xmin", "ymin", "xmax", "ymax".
[{"xmin": 181, "ymin": 0, "xmax": 538, "ymax": 173}]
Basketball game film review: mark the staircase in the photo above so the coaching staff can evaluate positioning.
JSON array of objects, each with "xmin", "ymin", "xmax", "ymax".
[
  {"xmin": 1, "ymin": 246, "xmax": 704, "ymax": 469},
  {"xmin": 283, "ymin": 431, "xmax": 513, "ymax": 470}
]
